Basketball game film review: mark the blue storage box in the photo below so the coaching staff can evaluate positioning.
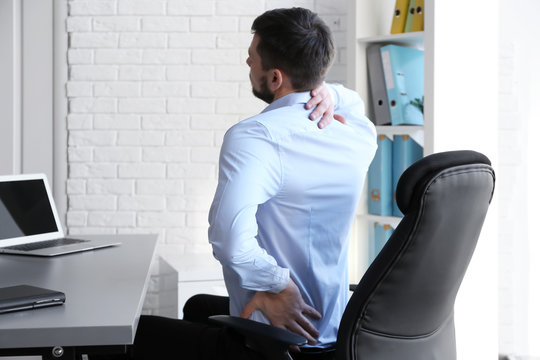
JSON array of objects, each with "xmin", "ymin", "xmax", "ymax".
[
  {"xmin": 369, "ymin": 222, "xmax": 395, "ymax": 264},
  {"xmin": 392, "ymin": 134, "xmax": 423, "ymax": 216},
  {"xmin": 367, "ymin": 135, "xmax": 393, "ymax": 216}
]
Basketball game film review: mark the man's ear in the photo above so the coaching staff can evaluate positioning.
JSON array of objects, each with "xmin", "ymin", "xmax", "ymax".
[{"xmin": 269, "ymin": 69, "xmax": 284, "ymax": 92}]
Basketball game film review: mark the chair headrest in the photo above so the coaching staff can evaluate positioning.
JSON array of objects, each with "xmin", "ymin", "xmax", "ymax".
[{"xmin": 395, "ymin": 150, "xmax": 492, "ymax": 214}]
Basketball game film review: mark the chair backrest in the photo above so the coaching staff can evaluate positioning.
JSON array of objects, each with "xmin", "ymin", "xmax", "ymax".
[{"xmin": 335, "ymin": 150, "xmax": 495, "ymax": 360}]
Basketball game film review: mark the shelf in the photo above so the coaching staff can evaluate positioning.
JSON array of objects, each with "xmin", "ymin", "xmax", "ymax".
[
  {"xmin": 361, "ymin": 214, "xmax": 402, "ymax": 228},
  {"xmin": 376, "ymin": 125, "xmax": 423, "ymax": 133},
  {"xmin": 375, "ymin": 125, "xmax": 424, "ymax": 147},
  {"xmin": 357, "ymin": 31, "xmax": 424, "ymax": 46}
]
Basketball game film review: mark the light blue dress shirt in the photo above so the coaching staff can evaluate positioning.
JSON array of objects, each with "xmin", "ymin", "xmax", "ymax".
[{"xmin": 209, "ymin": 83, "xmax": 377, "ymax": 346}]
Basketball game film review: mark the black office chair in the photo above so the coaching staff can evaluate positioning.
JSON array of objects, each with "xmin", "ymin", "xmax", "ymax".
[{"xmin": 211, "ymin": 150, "xmax": 496, "ymax": 360}]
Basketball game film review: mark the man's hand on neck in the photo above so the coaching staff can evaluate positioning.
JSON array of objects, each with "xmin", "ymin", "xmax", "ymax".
[
  {"xmin": 305, "ymin": 83, "xmax": 346, "ymax": 129},
  {"xmin": 269, "ymin": 72, "xmax": 345, "ymax": 129}
]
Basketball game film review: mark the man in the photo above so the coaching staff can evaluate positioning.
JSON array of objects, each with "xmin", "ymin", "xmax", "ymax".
[
  {"xmin": 207, "ymin": 6, "xmax": 377, "ymax": 356},
  {"xmin": 133, "ymin": 7, "xmax": 376, "ymax": 360}
]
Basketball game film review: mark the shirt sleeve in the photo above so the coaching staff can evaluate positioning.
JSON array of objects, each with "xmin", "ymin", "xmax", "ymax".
[{"xmin": 208, "ymin": 121, "xmax": 289, "ymax": 294}]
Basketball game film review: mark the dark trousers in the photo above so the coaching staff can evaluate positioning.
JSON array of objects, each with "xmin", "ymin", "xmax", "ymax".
[
  {"xmin": 182, "ymin": 294, "xmax": 230, "ymax": 324},
  {"xmin": 132, "ymin": 294, "xmax": 262, "ymax": 360},
  {"xmin": 132, "ymin": 294, "xmax": 334, "ymax": 360}
]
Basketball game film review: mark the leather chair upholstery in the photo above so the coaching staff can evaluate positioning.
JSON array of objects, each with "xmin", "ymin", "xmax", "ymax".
[{"xmin": 212, "ymin": 150, "xmax": 496, "ymax": 360}]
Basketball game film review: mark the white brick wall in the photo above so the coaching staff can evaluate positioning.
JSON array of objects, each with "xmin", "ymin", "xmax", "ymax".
[{"xmin": 66, "ymin": 0, "xmax": 348, "ymax": 314}]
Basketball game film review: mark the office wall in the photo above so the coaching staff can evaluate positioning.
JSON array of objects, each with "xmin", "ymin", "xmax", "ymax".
[
  {"xmin": 64, "ymin": 0, "xmax": 348, "ymax": 311},
  {"xmin": 0, "ymin": 0, "xmax": 55, "ymax": 182},
  {"xmin": 0, "ymin": 0, "xmax": 20, "ymax": 175},
  {"xmin": 498, "ymin": 0, "xmax": 540, "ymax": 357}
]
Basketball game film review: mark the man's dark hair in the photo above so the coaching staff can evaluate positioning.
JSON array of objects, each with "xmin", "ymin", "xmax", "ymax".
[{"xmin": 251, "ymin": 7, "xmax": 335, "ymax": 91}]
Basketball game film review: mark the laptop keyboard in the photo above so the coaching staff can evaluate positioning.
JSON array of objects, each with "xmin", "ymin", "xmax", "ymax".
[{"xmin": 3, "ymin": 238, "xmax": 89, "ymax": 252}]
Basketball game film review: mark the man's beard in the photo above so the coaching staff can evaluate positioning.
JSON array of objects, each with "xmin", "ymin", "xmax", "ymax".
[{"xmin": 252, "ymin": 76, "xmax": 274, "ymax": 104}]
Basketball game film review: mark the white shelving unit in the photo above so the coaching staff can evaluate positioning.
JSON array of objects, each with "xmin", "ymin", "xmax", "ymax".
[
  {"xmin": 347, "ymin": 1, "xmax": 499, "ymax": 357},
  {"xmin": 364, "ymin": 213, "xmax": 402, "ymax": 229},
  {"xmin": 347, "ymin": 1, "xmax": 432, "ymax": 277},
  {"xmin": 376, "ymin": 125, "xmax": 424, "ymax": 147},
  {"xmin": 356, "ymin": 31, "xmax": 424, "ymax": 46}
]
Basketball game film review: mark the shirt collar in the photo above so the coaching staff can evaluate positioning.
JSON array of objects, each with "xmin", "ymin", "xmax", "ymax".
[{"xmin": 261, "ymin": 91, "xmax": 312, "ymax": 114}]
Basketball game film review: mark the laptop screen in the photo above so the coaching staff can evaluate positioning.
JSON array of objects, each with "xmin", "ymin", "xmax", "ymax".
[{"xmin": 0, "ymin": 179, "xmax": 58, "ymax": 240}]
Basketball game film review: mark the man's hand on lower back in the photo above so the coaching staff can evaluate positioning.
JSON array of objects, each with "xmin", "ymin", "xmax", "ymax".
[{"xmin": 240, "ymin": 279, "xmax": 322, "ymax": 345}]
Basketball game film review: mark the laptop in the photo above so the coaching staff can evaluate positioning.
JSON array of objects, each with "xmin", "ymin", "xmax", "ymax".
[
  {"xmin": 0, "ymin": 284, "xmax": 65, "ymax": 314},
  {"xmin": 0, "ymin": 173, "xmax": 120, "ymax": 257}
]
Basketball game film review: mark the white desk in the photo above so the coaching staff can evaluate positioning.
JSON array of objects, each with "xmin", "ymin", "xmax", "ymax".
[
  {"xmin": 0, "ymin": 234, "xmax": 157, "ymax": 359},
  {"xmin": 159, "ymin": 253, "xmax": 227, "ymax": 318}
]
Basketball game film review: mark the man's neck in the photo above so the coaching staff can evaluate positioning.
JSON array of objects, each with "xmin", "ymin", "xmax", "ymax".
[{"xmin": 272, "ymin": 88, "xmax": 297, "ymax": 102}]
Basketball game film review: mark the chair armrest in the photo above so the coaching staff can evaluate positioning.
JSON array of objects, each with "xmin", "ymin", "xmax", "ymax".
[
  {"xmin": 209, "ymin": 315, "xmax": 307, "ymax": 360},
  {"xmin": 209, "ymin": 315, "xmax": 307, "ymax": 346}
]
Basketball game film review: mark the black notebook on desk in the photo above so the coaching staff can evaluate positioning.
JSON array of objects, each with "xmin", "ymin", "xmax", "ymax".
[{"xmin": 0, "ymin": 285, "xmax": 65, "ymax": 314}]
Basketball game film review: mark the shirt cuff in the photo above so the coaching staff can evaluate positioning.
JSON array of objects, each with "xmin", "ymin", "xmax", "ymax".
[{"xmin": 268, "ymin": 267, "xmax": 290, "ymax": 294}]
